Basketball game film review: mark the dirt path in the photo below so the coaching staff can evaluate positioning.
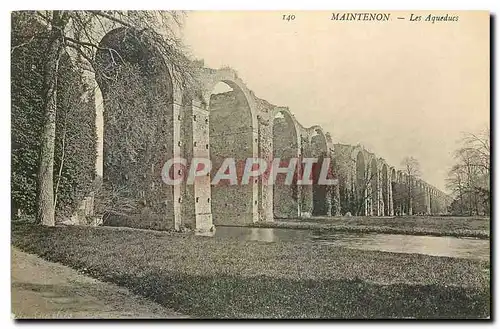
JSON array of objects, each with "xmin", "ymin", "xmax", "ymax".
[{"xmin": 11, "ymin": 247, "xmax": 187, "ymax": 319}]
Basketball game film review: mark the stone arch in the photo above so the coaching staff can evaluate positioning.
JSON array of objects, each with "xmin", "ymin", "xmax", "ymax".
[
  {"xmin": 352, "ymin": 147, "xmax": 367, "ymax": 216},
  {"xmin": 332, "ymin": 143, "xmax": 353, "ymax": 216},
  {"xmin": 95, "ymin": 27, "xmax": 181, "ymax": 230},
  {"xmin": 425, "ymin": 183, "xmax": 432, "ymax": 215},
  {"xmin": 393, "ymin": 169, "xmax": 404, "ymax": 215},
  {"xmin": 309, "ymin": 125, "xmax": 333, "ymax": 152},
  {"xmin": 390, "ymin": 168, "xmax": 397, "ymax": 213},
  {"xmin": 201, "ymin": 68, "xmax": 258, "ymax": 225},
  {"xmin": 271, "ymin": 107, "xmax": 301, "ymax": 218},
  {"xmin": 413, "ymin": 180, "xmax": 420, "ymax": 214},
  {"xmin": 271, "ymin": 107, "xmax": 302, "ymax": 153},
  {"xmin": 415, "ymin": 179, "xmax": 425, "ymax": 215},
  {"xmin": 401, "ymin": 172, "xmax": 411, "ymax": 215},
  {"xmin": 381, "ymin": 162, "xmax": 389, "ymax": 216},
  {"xmin": 308, "ymin": 126, "xmax": 331, "ymax": 216},
  {"xmin": 201, "ymin": 68, "xmax": 258, "ymax": 138},
  {"xmin": 369, "ymin": 157, "xmax": 380, "ymax": 216}
]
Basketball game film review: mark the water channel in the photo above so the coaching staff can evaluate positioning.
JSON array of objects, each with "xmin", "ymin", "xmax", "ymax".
[{"xmin": 214, "ymin": 226, "xmax": 490, "ymax": 261}]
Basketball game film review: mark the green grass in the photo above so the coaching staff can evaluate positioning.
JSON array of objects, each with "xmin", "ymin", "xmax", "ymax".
[
  {"xmin": 255, "ymin": 216, "xmax": 490, "ymax": 239},
  {"xmin": 12, "ymin": 222, "xmax": 490, "ymax": 319}
]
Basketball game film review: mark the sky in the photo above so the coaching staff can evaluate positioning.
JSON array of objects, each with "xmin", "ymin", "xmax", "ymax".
[{"xmin": 180, "ymin": 11, "xmax": 489, "ymax": 192}]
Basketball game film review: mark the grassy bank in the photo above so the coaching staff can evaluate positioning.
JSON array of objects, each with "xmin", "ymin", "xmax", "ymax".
[
  {"xmin": 11, "ymin": 247, "xmax": 186, "ymax": 319},
  {"xmin": 253, "ymin": 216, "xmax": 490, "ymax": 239},
  {"xmin": 12, "ymin": 223, "xmax": 490, "ymax": 319}
]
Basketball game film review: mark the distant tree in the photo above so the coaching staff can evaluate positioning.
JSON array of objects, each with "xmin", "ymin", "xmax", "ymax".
[
  {"xmin": 333, "ymin": 144, "xmax": 355, "ymax": 215},
  {"xmin": 333, "ymin": 145, "xmax": 379, "ymax": 216},
  {"xmin": 352, "ymin": 164, "xmax": 379, "ymax": 216},
  {"xmin": 401, "ymin": 156, "xmax": 421, "ymax": 215},
  {"xmin": 447, "ymin": 128, "xmax": 490, "ymax": 215}
]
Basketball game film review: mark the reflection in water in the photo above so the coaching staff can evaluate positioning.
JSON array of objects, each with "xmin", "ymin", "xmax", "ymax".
[
  {"xmin": 249, "ymin": 227, "xmax": 274, "ymax": 242},
  {"xmin": 214, "ymin": 226, "xmax": 490, "ymax": 261},
  {"xmin": 312, "ymin": 233, "xmax": 490, "ymax": 261},
  {"xmin": 216, "ymin": 226, "xmax": 310, "ymax": 243}
]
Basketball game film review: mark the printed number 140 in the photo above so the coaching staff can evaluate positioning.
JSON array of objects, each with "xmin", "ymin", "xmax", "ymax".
[{"xmin": 282, "ymin": 14, "xmax": 295, "ymax": 21}]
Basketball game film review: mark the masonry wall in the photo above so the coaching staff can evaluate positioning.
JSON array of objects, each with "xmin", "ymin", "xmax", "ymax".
[
  {"xmin": 412, "ymin": 186, "xmax": 427, "ymax": 215},
  {"xmin": 180, "ymin": 100, "xmax": 213, "ymax": 232},
  {"xmin": 333, "ymin": 144, "xmax": 353, "ymax": 215},
  {"xmin": 256, "ymin": 101, "xmax": 274, "ymax": 222},
  {"xmin": 81, "ymin": 29, "xmax": 451, "ymax": 229},
  {"xmin": 355, "ymin": 153, "xmax": 367, "ymax": 216},
  {"xmin": 368, "ymin": 160, "xmax": 380, "ymax": 216},
  {"xmin": 311, "ymin": 135, "xmax": 329, "ymax": 216},
  {"xmin": 209, "ymin": 91, "xmax": 255, "ymax": 225},
  {"xmin": 299, "ymin": 135, "xmax": 313, "ymax": 216},
  {"xmin": 381, "ymin": 167, "xmax": 389, "ymax": 216},
  {"xmin": 100, "ymin": 66, "xmax": 175, "ymax": 231},
  {"xmin": 273, "ymin": 118, "xmax": 299, "ymax": 218}
]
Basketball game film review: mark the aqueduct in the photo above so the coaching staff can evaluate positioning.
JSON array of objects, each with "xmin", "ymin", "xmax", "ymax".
[{"xmin": 75, "ymin": 26, "xmax": 452, "ymax": 233}]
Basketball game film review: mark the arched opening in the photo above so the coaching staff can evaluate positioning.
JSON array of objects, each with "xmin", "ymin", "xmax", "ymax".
[
  {"xmin": 95, "ymin": 27, "xmax": 174, "ymax": 230},
  {"xmin": 381, "ymin": 164, "xmax": 389, "ymax": 216},
  {"xmin": 404, "ymin": 174, "xmax": 412, "ymax": 215},
  {"xmin": 332, "ymin": 144, "xmax": 351, "ymax": 216},
  {"xmin": 430, "ymin": 190, "xmax": 436, "ymax": 214},
  {"xmin": 311, "ymin": 128, "xmax": 329, "ymax": 216},
  {"xmin": 370, "ymin": 158, "xmax": 379, "ymax": 216},
  {"xmin": 390, "ymin": 167, "xmax": 397, "ymax": 215},
  {"xmin": 355, "ymin": 151, "xmax": 366, "ymax": 216},
  {"xmin": 396, "ymin": 170, "xmax": 405, "ymax": 215},
  {"xmin": 414, "ymin": 181, "xmax": 426, "ymax": 215},
  {"xmin": 208, "ymin": 81, "xmax": 255, "ymax": 225},
  {"xmin": 272, "ymin": 111, "xmax": 299, "ymax": 218}
]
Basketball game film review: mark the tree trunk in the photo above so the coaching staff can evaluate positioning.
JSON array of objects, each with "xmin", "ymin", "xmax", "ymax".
[{"xmin": 36, "ymin": 11, "xmax": 67, "ymax": 226}]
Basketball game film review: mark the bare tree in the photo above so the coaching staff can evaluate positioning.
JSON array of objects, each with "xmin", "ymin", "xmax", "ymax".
[
  {"xmin": 447, "ymin": 128, "xmax": 490, "ymax": 215},
  {"xmin": 446, "ymin": 164, "xmax": 466, "ymax": 214},
  {"xmin": 401, "ymin": 156, "xmax": 421, "ymax": 216},
  {"xmin": 354, "ymin": 166, "xmax": 379, "ymax": 216}
]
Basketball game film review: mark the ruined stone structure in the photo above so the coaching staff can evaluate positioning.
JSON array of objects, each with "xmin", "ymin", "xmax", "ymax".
[{"xmin": 71, "ymin": 25, "xmax": 452, "ymax": 233}]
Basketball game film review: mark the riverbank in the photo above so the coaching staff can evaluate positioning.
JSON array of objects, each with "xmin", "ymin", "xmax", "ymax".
[
  {"xmin": 12, "ymin": 222, "xmax": 490, "ymax": 319},
  {"xmin": 252, "ymin": 216, "xmax": 490, "ymax": 239}
]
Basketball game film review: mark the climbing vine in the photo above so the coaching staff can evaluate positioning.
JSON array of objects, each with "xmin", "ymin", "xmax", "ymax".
[{"xmin": 11, "ymin": 12, "xmax": 97, "ymax": 221}]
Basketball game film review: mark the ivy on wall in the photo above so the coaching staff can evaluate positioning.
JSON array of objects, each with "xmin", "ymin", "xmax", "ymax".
[{"xmin": 11, "ymin": 12, "xmax": 97, "ymax": 221}]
